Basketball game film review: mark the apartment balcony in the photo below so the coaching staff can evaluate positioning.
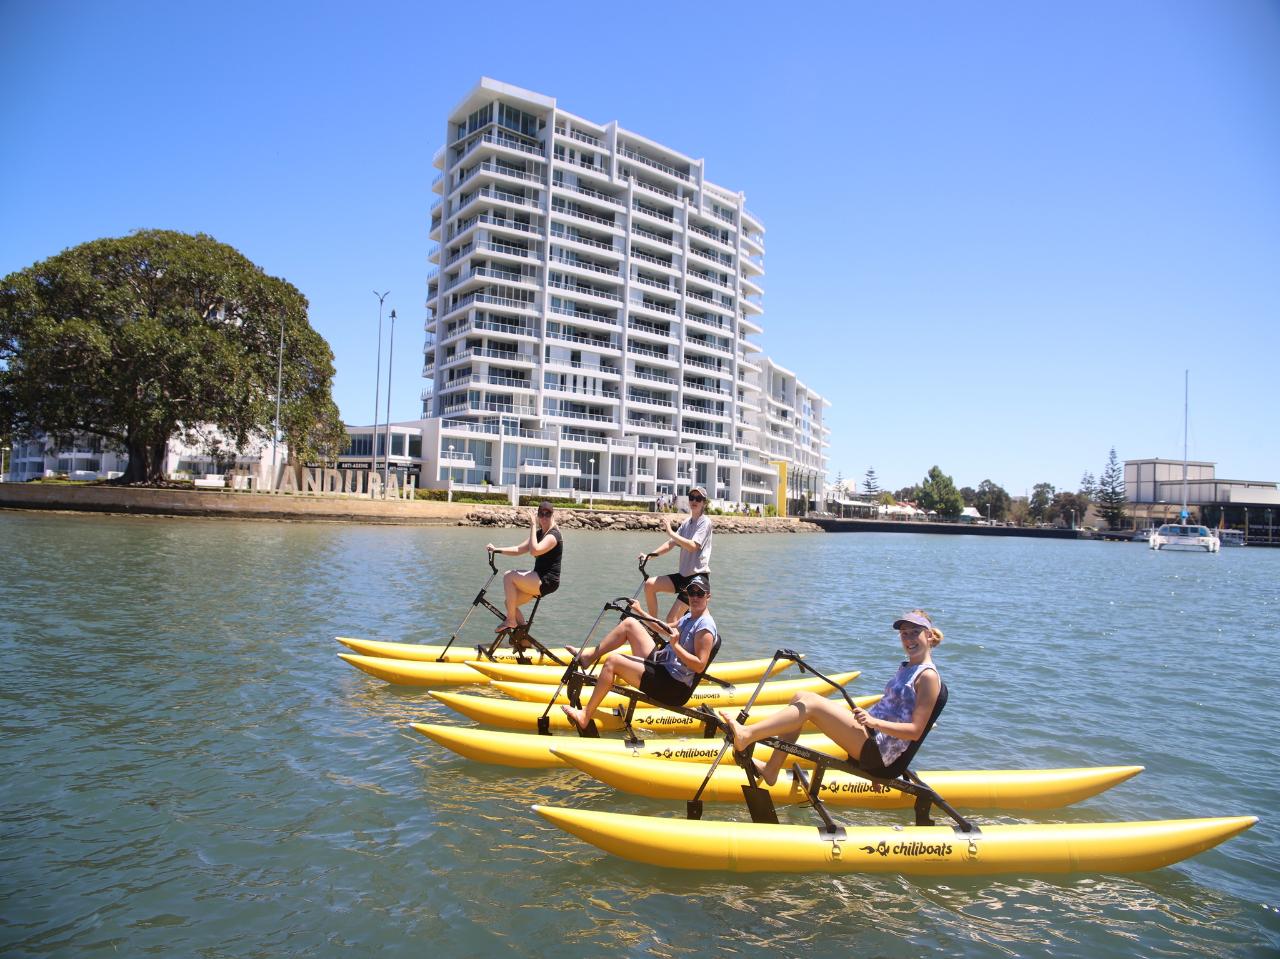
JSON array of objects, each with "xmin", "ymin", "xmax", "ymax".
[
  {"xmin": 685, "ymin": 337, "xmax": 734, "ymax": 359},
  {"xmin": 742, "ymin": 231, "xmax": 765, "ymax": 256},
  {"xmin": 559, "ymin": 429, "xmax": 611, "ymax": 447},
  {"xmin": 627, "ymin": 391, "xmax": 676, "ymax": 410},
  {"xmin": 626, "ymin": 342, "xmax": 678, "ymax": 367},
  {"xmin": 630, "ymin": 368, "xmax": 677, "ymax": 387},
  {"xmin": 626, "ymin": 416, "xmax": 678, "ymax": 435},
  {"xmin": 549, "ymin": 227, "xmax": 621, "ymax": 258},
  {"xmin": 741, "ymin": 275, "xmax": 764, "ymax": 297},
  {"xmin": 544, "ymin": 356, "xmax": 621, "ymax": 379},
  {"xmin": 628, "ymin": 247, "xmax": 677, "ymax": 273},
  {"xmin": 550, "ymin": 203, "xmax": 622, "ymax": 233},
  {"xmin": 631, "ymin": 201, "xmax": 676, "ymax": 226},
  {"xmin": 542, "ymin": 403, "xmax": 618, "ymax": 426},
  {"xmin": 631, "ymin": 226, "xmax": 678, "ymax": 249},
  {"xmin": 553, "ymin": 124, "xmax": 603, "ymax": 148},
  {"xmin": 545, "ymin": 326, "xmax": 620, "ymax": 353},
  {"xmin": 473, "ymin": 346, "xmax": 538, "ymax": 367},
  {"xmin": 550, "ymin": 252, "xmax": 621, "ymax": 279},
  {"xmin": 618, "ymin": 145, "xmax": 692, "ymax": 183},
  {"xmin": 684, "ymin": 311, "xmax": 727, "ymax": 333},
  {"xmin": 480, "ymin": 239, "xmax": 539, "ymax": 263},
  {"xmin": 683, "ymin": 355, "xmax": 726, "ymax": 374},
  {"xmin": 446, "ymin": 266, "xmax": 540, "ymax": 295},
  {"xmin": 517, "ymin": 457, "xmax": 557, "ymax": 475},
  {"xmin": 543, "ymin": 382, "xmax": 621, "ymax": 403},
  {"xmin": 548, "ymin": 306, "xmax": 619, "ymax": 333},
  {"xmin": 627, "ymin": 322, "xmax": 674, "ymax": 344},
  {"xmin": 460, "ymin": 131, "xmax": 547, "ymax": 164},
  {"xmin": 683, "ymin": 379, "xmax": 729, "ymax": 397},
  {"xmin": 687, "ymin": 221, "xmax": 734, "ymax": 251},
  {"xmin": 552, "ymin": 179, "xmax": 626, "ymax": 209},
  {"xmin": 548, "ymin": 278, "xmax": 623, "ymax": 305},
  {"xmin": 443, "ymin": 291, "xmax": 537, "ymax": 321},
  {"xmin": 680, "ymin": 424, "xmax": 726, "ymax": 440},
  {"xmin": 474, "ymin": 317, "xmax": 538, "ymax": 339},
  {"xmin": 683, "ymin": 402, "xmax": 730, "ymax": 421},
  {"xmin": 457, "ymin": 160, "xmax": 546, "ymax": 192},
  {"xmin": 737, "ymin": 312, "xmax": 764, "ymax": 335},
  {"xmin": 420, "ymin": 363, "xmax": 434, "ymax": 380},
  {"xmin": 440, "ymin": 397, "xmax": 539, "ymax": 418},
  {"xmin": 688, "ymin": 246, "xmax": 733, "ymax": 270}
]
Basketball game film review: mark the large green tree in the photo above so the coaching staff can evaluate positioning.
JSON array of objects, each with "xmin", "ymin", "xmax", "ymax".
[
  {"xmin": 862, "ymin": 467, "xmax": 881, "ymax": 496},
  {"xmin": 917, "ymin": 465, "xmax": 964, "ymax": 519},
  {"xmin": 1030, "ymin": 482, "xmax": 1056, "ymax": 521},
  {"xmin": 1097, "ymin": 447, "xmax": 1128, "ymax": 529},
  {"xmin": 0, "ymin": 230, "xmax": 345, "ymax": 483},
  {"xmin": 974, "ymin": 479, "xmax": 1012, "ymax": 521}
]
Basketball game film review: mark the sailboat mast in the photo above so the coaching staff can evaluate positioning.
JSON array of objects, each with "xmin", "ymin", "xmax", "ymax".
[{"xmin": 1181, "ymin": 369, "xmax": 1189, "ymax": 520}]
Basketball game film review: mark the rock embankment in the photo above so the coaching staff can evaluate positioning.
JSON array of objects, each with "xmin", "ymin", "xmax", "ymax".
[{"xmin": 460, "ymin": 506, "xmax": 819, "ymax": 534}]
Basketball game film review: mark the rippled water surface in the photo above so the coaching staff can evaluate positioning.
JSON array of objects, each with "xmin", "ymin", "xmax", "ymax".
[{"xmin": 2, "ymin": 512, "xmax": 1278, "ymax": 957}]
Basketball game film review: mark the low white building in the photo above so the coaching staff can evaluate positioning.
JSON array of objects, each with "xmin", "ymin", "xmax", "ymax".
[{"xmin": 4, "ymin": 428, "xmax": 282, "ymax": 486}]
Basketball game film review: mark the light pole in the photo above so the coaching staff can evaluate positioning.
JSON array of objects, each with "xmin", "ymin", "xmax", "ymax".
[
  {"xmin": 0, "ymin": 444, "xmax": 8, "ymax": 482},
  {"xmin": 448, "ymin": 444, "xmax": 455, "ymax": 484},
  {"xmin": 382, "ymin": 309, "xmax": 396, "ymax": 492},
  {"xmin": 270, "ymin": 312, "xmax": 285, "ymax": 491},
  {"xmin": 371, "ymin": 290, "xmax": 390, "ymax": 481},
  {"xmin": 589, "ymin": 456, "xmax": 596, "ymax": 509}
]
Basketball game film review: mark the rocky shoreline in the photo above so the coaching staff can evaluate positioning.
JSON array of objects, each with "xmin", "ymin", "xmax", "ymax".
[{"xmin": 460, "ymin": 506, "xmax": 818, "ymax": 534}]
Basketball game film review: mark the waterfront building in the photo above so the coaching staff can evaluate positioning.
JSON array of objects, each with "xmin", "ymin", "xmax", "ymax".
[
  {"xmin": 1125, "ymin": 456, "xmax": 1280, "ymax": 541},
  {"xmin": 5, "ymin": 429, "xmax": 281, "ymax": 486},
  {"xmin": 417, "ymin": 78, "xmax": 829, "ymax": 510}
]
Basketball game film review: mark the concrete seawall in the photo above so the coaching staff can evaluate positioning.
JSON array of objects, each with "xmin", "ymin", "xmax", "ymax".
[
  {"xmin": 0, "ymin": 484, "xmax": 815, "ymax": 533},
  {"xmin": 806, "ymin": 516, "xmax": 1079, "ymax": 539}
]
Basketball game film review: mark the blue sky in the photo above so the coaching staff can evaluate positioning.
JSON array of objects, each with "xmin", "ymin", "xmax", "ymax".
[{"xmin": 2, "ymin": 0, "xmax": 1277, "ymax": 495}]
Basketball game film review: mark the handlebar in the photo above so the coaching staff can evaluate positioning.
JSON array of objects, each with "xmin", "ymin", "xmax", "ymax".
[{"xmin": 486, "ymin": 547, "xmax": 498, "ymax": 574}]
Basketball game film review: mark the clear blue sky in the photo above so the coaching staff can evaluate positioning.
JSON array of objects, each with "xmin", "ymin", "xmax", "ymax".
[{"xmin": 3, "ymin": 0, "xmax": 1277, "ymax": 495}]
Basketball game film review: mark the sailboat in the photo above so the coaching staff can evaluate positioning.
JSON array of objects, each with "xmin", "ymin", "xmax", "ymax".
[{"xmin": 1150, "ymin": 370, "xmax": 1219, "ymax": 553}]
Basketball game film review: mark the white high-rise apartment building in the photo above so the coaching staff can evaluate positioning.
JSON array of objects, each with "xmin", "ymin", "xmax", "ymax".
[{"xmin": 423, "ymin": 79, "xmax": 828, "ymax": 510}]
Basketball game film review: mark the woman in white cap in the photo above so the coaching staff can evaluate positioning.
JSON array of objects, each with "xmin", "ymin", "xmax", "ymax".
[
  {"xmin": 638, "ymin": 485, "xmax": 713, "ymax": 620},
  {"xmin": 562, "ymin": 574, "xmax": 717, "ymax": 731},
  {"xmin": 722, "ymin": 609, "xmax": 943, "ymax": 785}
]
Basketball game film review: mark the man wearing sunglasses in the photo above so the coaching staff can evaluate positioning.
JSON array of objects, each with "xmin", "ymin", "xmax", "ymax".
[
  {"xmin": 563, "ymin": 574, "xmax": 717, "ymax": 731},
  {"xmin": 639, "ymin": 486, "xmax": 713, "ymax": 621}
]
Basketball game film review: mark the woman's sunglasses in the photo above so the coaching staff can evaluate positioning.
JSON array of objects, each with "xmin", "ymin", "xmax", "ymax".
[
  {"xmin": 688, "ymin": 494, "xmax": 705, "ymax": 502},
  {"xmin": 537, "ymin": 509, "xmax": 553, "ymax": 517},
  {"xmin": 686, "ymin": 587, "xmax": 708, "ymax": 597}
]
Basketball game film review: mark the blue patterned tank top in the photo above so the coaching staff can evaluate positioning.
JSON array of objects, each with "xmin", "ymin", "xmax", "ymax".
[{"xmin": 867, "ymin": 662, "xmax": 938, "ymax": 765}]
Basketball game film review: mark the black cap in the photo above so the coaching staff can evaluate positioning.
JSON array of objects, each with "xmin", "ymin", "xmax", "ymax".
[{"xmin": 686, "ymin": 574, "xmax": 710, "ymax": 594}]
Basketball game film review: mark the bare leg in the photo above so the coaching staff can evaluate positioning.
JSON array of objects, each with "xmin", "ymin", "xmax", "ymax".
[
  {"xmin": 562, "ymin": 655, "xmax": 647, "ymax": 729},
  {"xmin": 643, "ymin": 575, "xmax": 676, "ymax": 618},
  {"xmin": 568, "ymin": 618, "xmax": 655, "ymax": 668},
  {"xmin": 664, "ymin": 595, "xmax": 689, "ymax": 622},
  {"xmin": 723, "ymin": 692, "xmax": 870, "ymax": 786},
  {"xmin": 499, "ymin": 570, "xmax": 541, "ymax": 631}
]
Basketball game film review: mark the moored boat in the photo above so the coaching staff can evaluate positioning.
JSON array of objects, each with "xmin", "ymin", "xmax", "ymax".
[
  {"xmin": 489, "ymin": 671, "xmax": 861, "ymax": 708},
  {"xmin": 1217, "ymin": 528, "xmax": 1246, "ymax": 547},
  {"xmin": 1150, "ymin": 524, "xmax": 1220, "ymax": 552},
  {"xmin": 550, "ymin": 747, "xmax": 1144, "ymax": 810},
  {"xmin": 532, "ymin": 806, "xmax": 1257, "ymax": 875}
]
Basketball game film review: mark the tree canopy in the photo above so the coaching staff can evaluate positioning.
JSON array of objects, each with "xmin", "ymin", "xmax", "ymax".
[
  {"xmin": 1029, "ymin": 483, "xmax": 1056, "ymax": 521},
  {"xmin": 916, "ymin": 465, "xmax": 964, "ymax": 518},
  {"xmin": 862, "ymin": 466, "xmax": 881, "ymax": 495},
  {"xmin": 1097, "ymin": 447, "xmax": 1128, "ymax": 529},
  {"xmin": 0, "ymin": 230, "xmax": 345, "ymax": 483},
  {"xmin": 974, "ymin": 479, "xmax": 1012, "ymax": 521}
]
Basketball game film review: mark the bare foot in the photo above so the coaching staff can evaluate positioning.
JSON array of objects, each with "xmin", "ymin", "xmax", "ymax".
[
  {"xmin": 719, "ymin": 711, "xmax": 751, "ymax": 753},
  {"xmin": 565, "ymin": 645, "xmax": 594, "ymax": 668},
  {"xmin": 561, "ymin": 704, "xmax": 590, "ymax": 732},
  {"xmin": 752, "ymin": 756, "xmax": 779, "ymax": 787}
]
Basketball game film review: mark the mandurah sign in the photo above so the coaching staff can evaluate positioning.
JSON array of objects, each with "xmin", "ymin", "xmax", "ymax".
[{"xmin": 232, "ymin": 466, "xmax": 417, "ymax": 499}]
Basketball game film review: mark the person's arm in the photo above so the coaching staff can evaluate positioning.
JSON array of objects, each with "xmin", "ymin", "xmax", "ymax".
[
  {"xmin": 666, "ymin": 515, "xmax": 707, "ymax": 553},
  {"xmin": 627, "ymin": 600, "xmax": 678, "ymax": 639},
  {"xmin": 530, "ymin": 526, "xmax": 559, "ymax": 557},
  {"xmin": 853, "ymin": 670, "xmax": 940, "ymax": 742},
  {"xmin": 486, "ymin": 540, "xmax": 529, "ymax": 557},
  {"xmin": 669, "ymin": 627, "xmax": 714, "ymax": 674}
]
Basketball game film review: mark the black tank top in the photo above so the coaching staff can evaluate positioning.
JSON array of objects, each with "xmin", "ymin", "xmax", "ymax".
[{"xmin": 533, "ymin": 528, "xmax": 562, "ymax": 583}]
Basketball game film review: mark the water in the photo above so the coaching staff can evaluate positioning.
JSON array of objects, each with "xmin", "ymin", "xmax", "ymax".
[{"xmin": 1, "ymin": 511, "xmax": 1277, "ymax": 957}]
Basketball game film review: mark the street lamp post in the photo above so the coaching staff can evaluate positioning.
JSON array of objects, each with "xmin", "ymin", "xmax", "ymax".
[
  {"xmin": 0, "ymin": 444, "xmax": 8, "ymax": 482},
  {"xmin": 448, "ymin": 444, "xmax": 455, "ymax": 484},
  {"xmin": 382, "ymin": 309, "xmax": 397, "ymax": 493},
  {"xmin": 589, "ymin": 457, "xmax": 595, "ymax": 509},
  {"xmin": 270, "ymin": 312, "xmax": 285, "ymax": 491},
  {"xmin": 1268, "ymin": 509, "xmax": 1274, "ymax": 545},
  {"xmin": 371, "ymin": 291, "xmax": 390, "ymax": 483}
]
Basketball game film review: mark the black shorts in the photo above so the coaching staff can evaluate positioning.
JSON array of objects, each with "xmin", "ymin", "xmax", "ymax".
[
  {"xmin": 639, "ymin": 656, "xmax": 694, "ymax": 707},
  {"xmin": 854, "ymin": 734, "xmax": 892, "ymax": 776},
  {"xmin": 537, "ymin": 574, "xmax": 559, "ymax": 596},
  {"xmin": 667, "ymin": 571, "xmax": 710, "ymax": 603}
]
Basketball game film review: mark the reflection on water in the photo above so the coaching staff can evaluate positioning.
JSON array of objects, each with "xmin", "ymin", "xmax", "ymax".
[{"xmin": 0, "ymin": 512, "xmax": 1277, "ymax": 957}]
